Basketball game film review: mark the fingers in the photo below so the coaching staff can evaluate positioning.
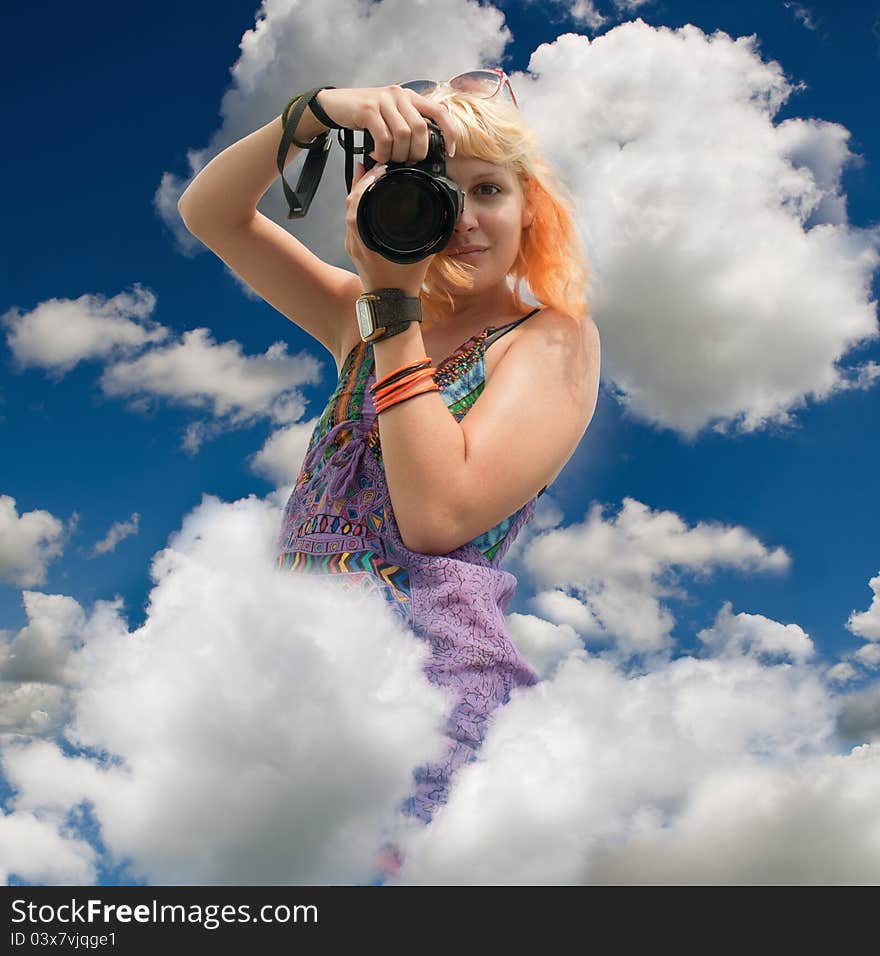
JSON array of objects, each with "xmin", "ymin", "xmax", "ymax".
[
  {"xmin": 364, "ymin": 87, "xmax": 458, "ymax": 166},
  {"xmin": 365, "ymin": 105, "xmax": 392, "ymax": 164},
  {"xmin": 397, "ymin": 99, "xmax": 431, "ymax": 163},
  {"xmin": 406, "ymin": 90, "xmax": 457, "ymax": 159},
  {"xmin": 346, "ymin": 161, "xmax": 386, "ymax": 224},
  {"xmin": 377, "ymin": 98, "xmax": 414, "ymax": 165}
]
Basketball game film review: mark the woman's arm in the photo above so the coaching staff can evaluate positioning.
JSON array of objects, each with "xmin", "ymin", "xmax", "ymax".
[
  {"xmin": 177, "ymin": 99, "xmax": 331, "ymax": 233},
  {"xmin": 373, "ymin": 308, "xmax": 600, "ymax": 555}
]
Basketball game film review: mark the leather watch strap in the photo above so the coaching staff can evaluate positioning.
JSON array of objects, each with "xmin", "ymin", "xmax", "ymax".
[{"xmin": 369, "ymin": 289, "xmax": 422, "ymax": 328}]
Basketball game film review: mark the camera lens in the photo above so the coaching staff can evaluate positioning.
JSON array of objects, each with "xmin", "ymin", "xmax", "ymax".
[
  {"xmin": 359, "ymin": 169, "xmax": 458, "ymax": 262},
  {"xmin": 370, "ymin": 178, "xmax": 444, "ymax": 252}
]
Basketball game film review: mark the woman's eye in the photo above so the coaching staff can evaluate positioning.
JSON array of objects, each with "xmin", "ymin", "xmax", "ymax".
[{"xmin": 474, "ymin": 183, "xmax": 501, "ymax": 195}]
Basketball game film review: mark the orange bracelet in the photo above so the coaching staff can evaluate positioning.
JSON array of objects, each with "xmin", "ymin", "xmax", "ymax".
[
  {"xmin": 374, "ymin": 371, "xmax": 438, "ymax": 411},
  {"xmin": 373, "ymin": 356, "xmax": 433, "ymax": 391},
  {"xmin": 372, "ymin": 366, "xmax": 437, "ymax": 404},
  {"xmin": 375, "ymin": 379, "xmax": 440, "ymax": 414}
]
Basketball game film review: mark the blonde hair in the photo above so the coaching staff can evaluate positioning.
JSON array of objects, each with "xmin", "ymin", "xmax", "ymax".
[{"xmin": 417, "ymin": 84, "xmax": 592, "ymax": 325}]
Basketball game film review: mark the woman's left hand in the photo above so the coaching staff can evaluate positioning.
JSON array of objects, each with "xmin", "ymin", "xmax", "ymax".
[{"xmin": 345, "ymin": 162, "xmax": 435, "ymax": 296}]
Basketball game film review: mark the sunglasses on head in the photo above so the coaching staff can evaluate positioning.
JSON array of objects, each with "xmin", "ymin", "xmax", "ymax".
[{"xmin": 398, "ymin": 69, "xmax": 518, "ymax": 108}]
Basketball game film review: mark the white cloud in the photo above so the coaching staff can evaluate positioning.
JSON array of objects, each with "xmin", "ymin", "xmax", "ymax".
[
  {"xmin": 517, "ymin": 19, "xmax": 880, "ymax": 437},
  {"xmin": 99, "ymin": 328, "xmax": 323, "ymax": 433},
  {"xmin": 0, "ymin": 496, "xmax": 69, "ymax": 587},
  {"xmin": 249, "ymin": 418, "xmax": 319, "ymax": 489},
  {"xmin": 3, "ymin": 285, "xmax": 326, "ymax": 449},
  {"xmin": 390, "ymin": 650, "xmax": 876, "ymax": 885},
  {"xmin": 579, "ymin": 744, "xmax": 880, "ymax": 884},
  {"xmin": 0, "ymin": 493, "xmax": 451, "ymax": 885},
  {"xmin": 0, "ymin": 683, "xmax": 70, "ymax": 737},
  {"xmin": 505, "ymin": 612, "xmax": 582, "ymax": 680},
  {"xmin": 528, "ymin": 588, "xmax": 602, "ymax": 637},
  {"xmin": 2, "ymin": 286, "xmax": 168, "ymax": 376},
  {"xmin": 0, "ymin": 804, "xmax": 97, "ymax": 885},
  {"xmin": 612, "ymin": 0, "xmax": 653, "ymax": 12},
  {"xmin": 784, "ymin": 2, "xmax": 820, "ymax": 33},
  {"xmin": 0, "ymin": 592, "xmax": 86, "ymax": 685},
  {"xmin": 0, "ymin": 488, "xmax": 877, "ymax": 884},
  {"xmin": 827, "ymin": 660, "xmax": 858, "ymax": 685},
  {"xmin": 90, "ymin": 513, "xmax": 140, "ymax": 558},
  {"xmin": 828, "ymin": 572, "xmax": 880, "ymax": 681},
  {"xmin": 847, "ymin": 572, "xmax": 880, "ymax": 642},
  {"xmin": 697, "ymin": 600, "xmax": 814, "ymax": 664},
  {"xmin": 856, "ymin": 644, "xmax": 880, "ymax": 669},
  {"xmin": 566, "ymin": 1, "xmax": 607, "ymax": 32},
  {"xmin": 519, "ymin": 496, "xmax": 790, "ymax": 659}
]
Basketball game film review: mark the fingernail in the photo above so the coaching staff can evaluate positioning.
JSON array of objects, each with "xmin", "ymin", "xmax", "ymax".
[{"xmin": 450, "ymin": 142, "xmax": 456, "ymax": 157}]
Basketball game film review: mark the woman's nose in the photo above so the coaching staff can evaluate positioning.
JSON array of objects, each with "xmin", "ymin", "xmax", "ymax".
[{"xmin": 454, "ymin": 201, "xmax": 479, "ymax": 231}]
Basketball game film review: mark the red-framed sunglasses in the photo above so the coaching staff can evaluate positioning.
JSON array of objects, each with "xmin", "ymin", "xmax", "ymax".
[{"xmin": 398, "ymin": 69, "xmax": 519, "ymax": 108}]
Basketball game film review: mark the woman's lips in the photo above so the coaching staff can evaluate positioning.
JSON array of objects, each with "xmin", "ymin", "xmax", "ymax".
[{"xmin": 450, "ymin": 249, "xmax": 485, "ymax": 261}]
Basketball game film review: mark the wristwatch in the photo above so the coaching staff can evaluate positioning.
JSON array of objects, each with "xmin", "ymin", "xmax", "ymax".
[{"xmin": 356, "ymin": 288, "xmax": 422, "ymax": 343}]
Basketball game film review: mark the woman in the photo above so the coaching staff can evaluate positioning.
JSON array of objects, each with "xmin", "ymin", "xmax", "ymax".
[{"xmin": 178, "ymin": 72, "xmax": 600, "ymax": 880}]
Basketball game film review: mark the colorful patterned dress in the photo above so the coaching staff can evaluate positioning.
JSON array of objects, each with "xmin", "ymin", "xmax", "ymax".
[{"xmin": 275, "ymin": 307, "xmax": 546, "ymax": 831}]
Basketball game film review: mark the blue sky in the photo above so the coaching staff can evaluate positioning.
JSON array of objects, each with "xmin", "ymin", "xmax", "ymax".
[{"xmin": 2, "ymin": 0, "xmax": 880, "ymax": 885}]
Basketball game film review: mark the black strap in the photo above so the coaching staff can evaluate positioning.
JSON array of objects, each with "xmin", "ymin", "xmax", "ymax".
[
  {"xmin": 277, "ymin": 87, "xmax": 339, "ymax": 219},
  {"xmin": 485, "ymin": 307, "xmax": 542, "ymax": 348}
]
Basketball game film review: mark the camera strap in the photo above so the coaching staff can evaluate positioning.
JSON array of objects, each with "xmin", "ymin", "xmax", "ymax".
[
  {"xmin": 278, "ymin": 86, "xmax": 364, "ymax": 219},
  {"xmin": 277, "ymin": 87, "xmax": 372, "ymax": 217},
  {"xmin": 277, "ymin": 87, "xmax": 340, "ymax": 219}
]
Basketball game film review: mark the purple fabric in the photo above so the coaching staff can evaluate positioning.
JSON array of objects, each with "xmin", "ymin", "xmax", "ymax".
[{"xmin": 275, "ymin": 329, "xmax": 541, "ymax": 828}]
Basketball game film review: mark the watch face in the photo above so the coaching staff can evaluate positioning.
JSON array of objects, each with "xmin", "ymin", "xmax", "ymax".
[{"xmin": 356, "ymin": 298, "xmax": 374, "ymax": 338}]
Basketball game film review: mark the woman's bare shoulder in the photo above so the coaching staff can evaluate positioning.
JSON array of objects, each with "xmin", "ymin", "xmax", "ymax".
[{"xmin": 509, "ymin": 305, "xmax": 599, "ymax": 372}]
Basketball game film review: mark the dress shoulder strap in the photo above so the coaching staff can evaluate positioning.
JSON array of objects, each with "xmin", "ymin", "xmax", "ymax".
[
  {"xmin": 485, "ymin": 307, "xmax": 543, "ymax": 349},
  {"xmin": 483, "ymin": 307, "xmax": 549, "ymax": 500}
]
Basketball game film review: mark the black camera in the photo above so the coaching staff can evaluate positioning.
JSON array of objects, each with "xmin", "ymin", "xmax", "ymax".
[{"xmin": 358, "ymin": 121, "xmax": 466, "ymax": 264}]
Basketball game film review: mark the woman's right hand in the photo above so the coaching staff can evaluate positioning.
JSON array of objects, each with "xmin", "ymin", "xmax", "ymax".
[{"xmin": 311, "ymin": 86, "xmax": 458, "ymax": 166}]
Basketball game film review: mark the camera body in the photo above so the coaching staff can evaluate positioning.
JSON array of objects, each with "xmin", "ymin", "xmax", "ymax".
[{"xmin": 358, "ymin": 121, "xmax": 465, "ymax": 264}]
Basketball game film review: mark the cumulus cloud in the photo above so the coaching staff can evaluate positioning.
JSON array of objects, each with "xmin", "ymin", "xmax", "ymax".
[
  {"xmin": 697, "ymin": 600, "xmax": 815, "ymax": 664},
  {"xmin": 519, "ymin": 19, "xmax": 880, "ymax": 437},
  {"xmin": 0, "ymin": 493, "xmax": 451, "ymax": 886},
  {"xmin": 249, "ymin": 418, "xmax": 319, "ymax": 489},
  {"xmin": 0, "ymin": 593, "xmax": 87, "ymax": 738},
  {"xmin": 563, "ymin": 1, "xmax": 607, "ymax": 32},
  {"xmin": 89, "ymin": 513, "xmax": 140, "ymax": 558},
  {"xmin": 518, "ymin": 496, "xmax": 790, "ymax": 660},
  {"xmin": 847, "ymin": 572, "xmax": 880, "ymax": 642},
  {"xmin": 0, "ymin": 592, "xmax": 86, "ymax": 686},
  {"xmin": 390, "ymin": 651, "xmax": 880, "ymax": 885},
  {"xmin": 99, "ymin": 328, "xmax": 323, "ymax": 439},
  {"xmin": 0, "ymin": 488, "xmax": 877, "ymax": 885},
  {"xmin": 2, "ymin": 284, "xmax": 325, "ymax": 450},
  {"xmin": 0, "ymin": 496, "xmax": 71, "ymax": 588},
  {"xmin": 2, "ymin": 286, "xmax": 168, "ymax": 377},
  {"xmin": 827, "ymin": 571, "xmax": 880, "ymax": 683}
]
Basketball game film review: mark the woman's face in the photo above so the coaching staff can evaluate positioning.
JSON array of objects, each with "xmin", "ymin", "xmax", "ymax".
[{"xmin": 442, "ymin": 154, "xmax": 534, "ymax": 292}]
